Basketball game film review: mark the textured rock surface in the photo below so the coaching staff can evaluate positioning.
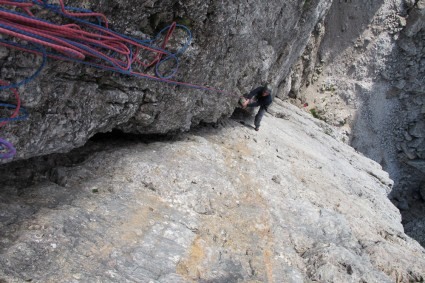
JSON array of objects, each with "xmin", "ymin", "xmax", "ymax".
[
  {"xmin": 285, "ymin": 0, "xmax": 425, "ymax": 246},
  {"xmin": 1, "ymin": 0, "xmax": 425, "ymax": 279},
  {"xmin": 1, "ymin": 101, "xmax": 424, "ymax": 282},
  {"xmin": 0, "ymin": 0, "xmax": 332, "ymax": 162}
]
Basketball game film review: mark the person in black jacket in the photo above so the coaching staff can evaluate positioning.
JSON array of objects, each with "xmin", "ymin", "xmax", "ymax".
[{"xmin": 240, "ymin": 84, "xmax": 273, "ymax": 131}]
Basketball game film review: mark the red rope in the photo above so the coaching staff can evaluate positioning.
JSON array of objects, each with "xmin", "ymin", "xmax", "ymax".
[
  {"xmin": 0, "ymin": 0, "xmax": 238, "ymax": 94},
  {"xmin": 56, "ymin": 0, "xmax": 109, "ymax": 28},
  {"xmin": 0, "ymin": 80, "xmax": 21, "ymax": 128},
  {"xmin": 0, "ymin": 6, "xmax": 179, "ymax": 71}
]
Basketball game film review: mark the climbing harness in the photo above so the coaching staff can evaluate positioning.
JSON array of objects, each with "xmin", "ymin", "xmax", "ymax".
[{"xmin": 0, "ymin": 0, "xmax": 236, "ymax": 159}]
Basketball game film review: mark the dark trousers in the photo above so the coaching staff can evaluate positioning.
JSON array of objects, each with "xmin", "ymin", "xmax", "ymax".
[{"xmin": 254, "ymin": 107, "xmax": 266, "ymax": 128}]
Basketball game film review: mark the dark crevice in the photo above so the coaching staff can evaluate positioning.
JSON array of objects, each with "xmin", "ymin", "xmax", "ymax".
[
  {"xmin": 0, "ymin": 129, "xmax": 178, "ymax": 191},
  {"xmin": 89, "ymin": 129, "xmax": 177, "ymax": 143},
  {"xmin": 0, "ymin": 121, "xmax": 227, "ymax": 191}
]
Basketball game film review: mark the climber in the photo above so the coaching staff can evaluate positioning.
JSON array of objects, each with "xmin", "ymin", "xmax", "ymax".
[{"xmin": 239, "ymin": 83, "xmax": 273, "ymax": 131}]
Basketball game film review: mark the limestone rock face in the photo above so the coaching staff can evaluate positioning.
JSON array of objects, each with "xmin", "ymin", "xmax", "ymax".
[
  {"xmin": 285, "ymin": 0, "xmax": 425, "ymax": 245},
  {"xmin": 0, "ymin": 0, "xmax": 332, "ymax": 162},
  {"xmin": 0, "ymin": 101, "xmax": 424, "ymax": 282}
]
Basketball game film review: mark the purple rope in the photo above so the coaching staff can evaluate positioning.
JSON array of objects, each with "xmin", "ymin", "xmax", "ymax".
[{"xmin": 0, "ymin": 137, "xmax": 16, "ymax": 159}]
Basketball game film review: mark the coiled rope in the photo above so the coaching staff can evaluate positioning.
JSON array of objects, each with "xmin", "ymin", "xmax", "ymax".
[{"xmin": 0, "ymin": 0, "xmax": 236, "ymax": 159}]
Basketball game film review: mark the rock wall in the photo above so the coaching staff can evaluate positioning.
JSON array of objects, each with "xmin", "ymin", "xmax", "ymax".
[
  {"xmin": 285, "ymin": 0, "xmax": 425, "ymax": 245},
  {"xmin": 0, "ymin": 0, "xmax": 332, "ymax": 162},
  {"xmin": 382, "ymin": 0, "xmax": 425, "ymax": 245},
  {"xmin": 1, "ymin": 101, "xmax": 424, "ymax": 282}
]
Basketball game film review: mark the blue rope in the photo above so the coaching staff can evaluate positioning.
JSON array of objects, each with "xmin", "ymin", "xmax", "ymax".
[
  {"xmin": 0, "ymin": 103, "xmax": 29, "ymax": 122},
  {"xmin": 0, "ymin": 38, "xmax": 47, "ymax": 90},
  {"xmin": 35, "ymin": 0, "xmax": 105, "ymax": 26},
  {"xmin": 30, "ymin": 1, "xmax": 193, "ymax": 78},
  {"xmin": 0, "ymin": 4, "xmax": 192, "ymax": 79},
  {"xmin": 0, "ymin": 1, "xmax": 216, "ymax": 95}
]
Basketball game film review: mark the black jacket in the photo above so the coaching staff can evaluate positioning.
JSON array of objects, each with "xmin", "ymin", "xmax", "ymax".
[{"xmin": 247, "ymin": 86, "xmax": 273, "ymax": 110}]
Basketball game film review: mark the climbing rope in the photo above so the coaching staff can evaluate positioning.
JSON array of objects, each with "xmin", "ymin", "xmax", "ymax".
[
  {"xmin": 0, "ymin": 0, "xmax": 236, "ymax": 159},
  {"xmin": 0, "ymin": 80, "xmax": 28, "ymax": 159},
  {"xmin": 0, "ymin": 137, "xmax": 16, "ymax": 159}
]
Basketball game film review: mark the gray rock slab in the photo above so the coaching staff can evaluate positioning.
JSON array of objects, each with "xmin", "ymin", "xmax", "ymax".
[{"xmin": 1, "ymin": 101, "xmax": 424, "ymax": 282}]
